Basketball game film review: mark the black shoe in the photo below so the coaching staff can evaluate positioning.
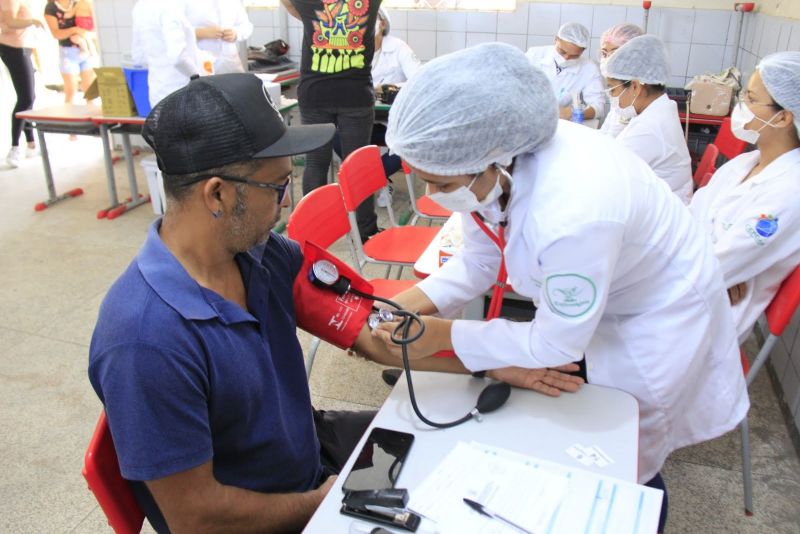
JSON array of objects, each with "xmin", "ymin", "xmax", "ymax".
[{"xmin": 382, "ymin": 368, "xmax": 402, "ymax": 386}]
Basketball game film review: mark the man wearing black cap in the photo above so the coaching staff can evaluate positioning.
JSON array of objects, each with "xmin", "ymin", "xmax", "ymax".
[
  {"xmin": 87, "ymin": 73, "xmax": 375, "ymax": 533},
  {"xmin": 87, "ymin": 73, "xmax": 583, "ymax": 533}
]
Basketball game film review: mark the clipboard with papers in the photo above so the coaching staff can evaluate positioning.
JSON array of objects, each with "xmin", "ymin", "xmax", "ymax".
[{"xmin": 407, "ymin": 441, "xmax": 663, "ymax": 534}]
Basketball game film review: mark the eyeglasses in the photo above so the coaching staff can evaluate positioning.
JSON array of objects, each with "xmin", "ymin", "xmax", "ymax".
[
  {"xmin": 736, "ymin": 89, "xmax": 781, "ymax": 109},
  {"xmin": 190, "ymin": 173, "xmax": 292, "ymax": 204}
]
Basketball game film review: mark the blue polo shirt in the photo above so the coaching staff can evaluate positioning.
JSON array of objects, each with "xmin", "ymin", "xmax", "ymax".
[{"xmin": 89, "ymin": 221, "xmax": 321, "ymax": 523}]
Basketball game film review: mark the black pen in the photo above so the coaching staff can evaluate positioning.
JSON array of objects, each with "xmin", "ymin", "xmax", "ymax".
[{"xmin": 462, "ymin": 498, "xmax": 534, "ymax": 534}]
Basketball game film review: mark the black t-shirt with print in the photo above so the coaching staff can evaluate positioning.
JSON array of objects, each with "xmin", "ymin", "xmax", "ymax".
[
  {"xmin": 44, "ymin": 1, "xmax": 77, "ymax": 48},
  {"xmin": 290, "ymin": 0, "xmax": 381, "ymax": 108}
]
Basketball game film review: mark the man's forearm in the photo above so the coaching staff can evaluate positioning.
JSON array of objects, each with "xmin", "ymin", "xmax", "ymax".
[
  {"xmin": 146, "ymin": 465, "xmax": 327, "ymax": 534},
  {"xmin": 352, "ymin": 325, "xmax": 469, "ymax": 374}
]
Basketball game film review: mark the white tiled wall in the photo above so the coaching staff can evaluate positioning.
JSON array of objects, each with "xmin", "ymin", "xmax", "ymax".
[{"xmin": 93, "ymin": 1, "xmax": 800, "ymax": 433}]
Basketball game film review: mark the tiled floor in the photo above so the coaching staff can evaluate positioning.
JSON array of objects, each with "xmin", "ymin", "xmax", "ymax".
[{"xmin": 1, "ymin": 104, "xmax": 799, "ymax": 532}]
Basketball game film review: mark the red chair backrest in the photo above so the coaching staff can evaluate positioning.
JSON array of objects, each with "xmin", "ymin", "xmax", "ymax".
[
  {"xmin": 338, "ymin": 145, "xmax": 386, "ymax": 211},
  {"xmin": 693, "ymin": 143, "xmax": 718, "ymax": 188},
  {"xmin": 765, "ymin": 265, "xmax": 800, "ymax": 336},
  {"xmin": 82, "ymin": 413, "xmax": 145, "ymax": 534},
  {"xmin": 287, "ymin": 184, "xmax": 350, "ymax": 248},
  {"xmin": 714, "ymin": 117, "xmax": 748, "ymax": 161}
]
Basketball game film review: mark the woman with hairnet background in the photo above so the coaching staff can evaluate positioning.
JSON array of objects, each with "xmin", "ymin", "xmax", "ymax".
[
  {"xmin": 603, "ymin": 35, "xmax": 693, "ymax": 204},
  {"xmin": 525, "ymin": 22, "xmax": 605, "ymax": 122},
  {"xmin": 373, "ymin": 42, "xmax": 749, "ymax": 533},
  {"xmin": 598, "ymin": 23, "xmax": 644, "ymax": 138},
  {"xmin": 690, "ymin": 51, "xmax": 800, "ymax": 344}
]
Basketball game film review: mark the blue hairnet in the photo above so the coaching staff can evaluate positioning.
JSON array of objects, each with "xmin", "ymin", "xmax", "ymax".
[
  {"xmin": 385, "ymin": 43, "xmax": 558, "ymax": 176},
  {"xmin": 604, "ymin": 35, "xmax": 669, "ymax": 85},
  {"xmin": 557, "ymin": 22, "xmax": 590, "ymax": 49},
  {"xmin": 758, "ymin": 51, "xmax": 800, "ymax": 136}
]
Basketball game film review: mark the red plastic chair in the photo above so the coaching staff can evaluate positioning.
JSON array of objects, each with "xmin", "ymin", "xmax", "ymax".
[
  {"xmin": 693, "ymin": 143, "xmax": 719, "ymax": 188},
  {"xmin": 287, "ymin": 184, "xmax": 416, "ymax": 376},
  {"xmin": 401, "ymin": 161, "xmax": 451, "ymax": 225},
  {"xmin": 739, "ymin": 264, "xmax": 800, "ymax": 515},
  {"xmin": 83, "ymin": 412, "xmax": 144, "ymax": 534},
  {"xmin": 338, "ymin": 146, "xmax": 439, "ymax": 277},
  {"xmin": 714, "ymin": 117, "xmax": 748, "ymax": 161}
]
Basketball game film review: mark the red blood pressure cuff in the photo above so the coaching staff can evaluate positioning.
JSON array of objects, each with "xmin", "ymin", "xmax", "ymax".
[{"xmin": 293, "ymin": 242, "xmax": 375, "ymax": 350}]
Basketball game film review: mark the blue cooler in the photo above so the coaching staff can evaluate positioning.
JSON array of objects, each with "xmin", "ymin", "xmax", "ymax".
[{"xmin": 122, "ymin": 65, "xmax": 150, "ymax": 117}]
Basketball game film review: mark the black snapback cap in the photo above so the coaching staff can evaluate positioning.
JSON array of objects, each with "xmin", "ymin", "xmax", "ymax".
[{"xmin": 142, "ymin": 73, "xmax": 335, "ymax": 175}]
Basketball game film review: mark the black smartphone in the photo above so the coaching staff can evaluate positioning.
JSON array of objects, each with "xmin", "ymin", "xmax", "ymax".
[{"xmin": 341, "ymin": 427, "xmax": 415, "ymax": 492}]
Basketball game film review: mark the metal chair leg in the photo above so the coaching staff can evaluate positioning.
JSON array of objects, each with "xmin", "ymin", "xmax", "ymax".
[
  {"xmin": 740, "ymin": 415, "xmax": 754, "ymax": 515},
  {"xmin": 306, "ymin": 337, "xmax": 321, "ymax": 380}
]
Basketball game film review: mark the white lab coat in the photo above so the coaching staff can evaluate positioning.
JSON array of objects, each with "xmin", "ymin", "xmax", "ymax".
[
  {"xmin": 132, "ymin": 0, "xmax": 200, "ymax": 107},
  {"xmin": 614, "ymin": 94, "xmax": 693, "ymax": 204},
  {"xmin": 371, "ymin": 35, "xmax": 420, "ymax": 87},
  {"xmin": 185, "ymin": 0, "xmax": 253, "ymax": 74},
  {"xmin": 689, "ymin": 148, "xmax": 800, "ymax": 342},
  {"xmin": 525, "ymin": 46, "xmax": 606, "ymax": 120},
  {"xmin": 417, "ymin": 121, "xmax": 749, "ymax": 483}
]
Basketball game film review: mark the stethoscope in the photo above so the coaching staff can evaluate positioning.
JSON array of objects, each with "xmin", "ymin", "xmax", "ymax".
[{"xmin": 308, "ymin": 208, "xmax": 512, "ymax": 429}]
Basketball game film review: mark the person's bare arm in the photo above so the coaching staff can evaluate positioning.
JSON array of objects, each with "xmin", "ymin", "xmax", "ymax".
[
  {"xmin": 146, "ymin": 461, "xmax": 334, "ymax": 533},
  {"xmin": 1, "ymin": 9, "xmax": 43, "ymax": 29},
  {"xmin": 44, "ymin": 14, "xmax": 84, "ymax": 40},
  {"xmin": 352, "ymin": 325, "xmax": 584, "ymax": 397},
  {"xmin": 280, "ymin": 0, "xmax": 301, "ymax": 20}
]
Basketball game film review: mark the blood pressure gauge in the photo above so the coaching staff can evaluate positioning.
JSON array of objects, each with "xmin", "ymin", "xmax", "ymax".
[{"xmin": 309, "ymin": 259, "xmax": 351, "ymax": 295}]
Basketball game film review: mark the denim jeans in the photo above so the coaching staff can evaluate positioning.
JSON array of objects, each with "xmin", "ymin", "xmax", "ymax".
[{"xmin": 300, "ymin": 105, "xmax": 378, "ymax": 238}]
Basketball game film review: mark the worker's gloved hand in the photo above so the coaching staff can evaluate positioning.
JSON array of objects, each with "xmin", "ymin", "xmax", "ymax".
[{"xmin": 293, "ymin": 242, "xmax": 374, "ymax": 349}]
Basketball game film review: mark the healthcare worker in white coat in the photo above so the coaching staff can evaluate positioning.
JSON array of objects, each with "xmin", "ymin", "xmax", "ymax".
[
  {"xmin": 185, "ymin": 0, "xmax": 253, "ymax": 74},
  {"xmin": 598, "ymin": 23, "xmax": 643, "ymax": 138},
  {"xmin": 690, "ymin": 51, "xmax": 800, "ymax": 342},
  {"xmin": 132, "ymin": 0, "xmax": 200, "ymax": 107},
  {"xmin": 371, "ymin": 7, "xmax": 419, "ymax": 89},
  {"xmin": 377, "ymin": 43, "xmax": 749, "ymax": 534},
  {"xmin": 526, "ymin": 22, "xmax": 605, "ymax": 121},
  {"xmin": 603, "ymin": 35, "xmax": 693, "ymax": 203}
]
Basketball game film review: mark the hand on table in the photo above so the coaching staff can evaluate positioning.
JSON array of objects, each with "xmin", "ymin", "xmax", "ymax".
[
  {"xmin": 488, "ymin": 364, "xmax": 584, "ymax": 397},
  {"xmin": 373, "ymin": 315, "xmax": 452, "ymax": 360}
]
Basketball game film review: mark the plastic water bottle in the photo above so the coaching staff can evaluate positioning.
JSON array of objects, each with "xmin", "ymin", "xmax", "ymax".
[{"xmin": 571, "ymin": 93, "xmax": 585, "ymax": 124}]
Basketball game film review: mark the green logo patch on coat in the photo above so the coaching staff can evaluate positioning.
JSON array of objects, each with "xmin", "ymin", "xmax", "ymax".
[{"xmin": 545, "ymin": 274, "xmax": 597, "ymax": 318}]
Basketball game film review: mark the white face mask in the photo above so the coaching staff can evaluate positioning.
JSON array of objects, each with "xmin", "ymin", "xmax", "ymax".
[
  {"xmin": 730, "ymin": 101, "xmax": 781, "ymax": 144},
  {"xmin": 553, "ymin": 48, "xmax": 579, "ymax": 70},
  {"xmin": 610, "ymin": 85, "xmax": 637, "ymax": 122},
  {"xmin": 599, "ymin": 57, "xmax": 609, "ymax": 77},
  {"xmin": 429, "ymin": 167, "xmax": 504, "ymax": 214}
]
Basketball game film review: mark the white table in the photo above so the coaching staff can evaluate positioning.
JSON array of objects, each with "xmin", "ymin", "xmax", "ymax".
[{"xmin": 304, "ymin": 371, "xmax": 639, "ymax": 533}]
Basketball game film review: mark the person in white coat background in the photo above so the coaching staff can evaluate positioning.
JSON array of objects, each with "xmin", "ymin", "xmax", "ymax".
[
  {"xmin": 131, "ymin": 0, "xmax": 200, "ymax": 108},
  {"xmin": 598, "ymin": 23, "xmax": 643, "ymax": 138},
  {"xmin": 185, "ymin": 0, "xmax": 253, "ymax": 74},
  {"xmin": 603, "ymin": 35, "xmax": 693, "ymax": 203},
  {"xmin": 525, "ymin": 22, "xmax": 605, "ymax": 121},
  {"xmin": 690, "ymin": 51, "xmax": 800, "ymax": 343},
  {"xmin": 371, "ymin": 7, "xmax": 419, "ymax": 89},
  {"xmin": 375, "ymin": 43, "xmax": 749, "ymax": 534}
]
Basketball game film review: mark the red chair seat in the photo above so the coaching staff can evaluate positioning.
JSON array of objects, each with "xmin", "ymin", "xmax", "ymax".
[
  {"xmin": 370, "ymin": 278, "xmax": 417, "ymax": 298},
  {"xmin": 416, "ymin": 196, "xmax": 452, "ymax": 218},
  {"xmin": 363, "ymin": 226, "xmax": 439, "ymax": 264}
]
